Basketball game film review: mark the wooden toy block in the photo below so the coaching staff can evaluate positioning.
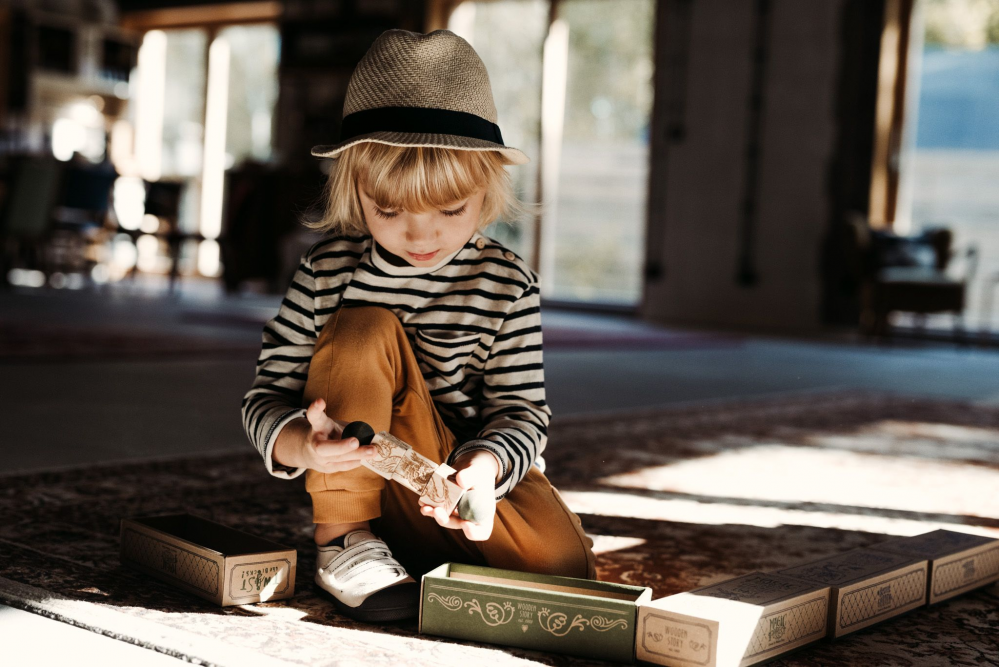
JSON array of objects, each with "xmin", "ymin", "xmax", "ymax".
[
  {"xmin": 419, "ymin": 462, "xmax": 465, "ymax": 516},
  {"xmin": 361, "ymin": 431, "xmax": 412, "ymax": 479},
  {"xmin": 343, "ymin": 421, "xmax": 489, "ymax": 522},
  {"xmin": 636, "ymin": 572, "xmax": 829, "ymax": 667},
  {"xmin": 776, "ymin": 548, "xmax": 927, "ymax": 638},
  {"xmin": 391, "ymin": 448, "xmax": 439, "ymax": 495},
  {"xmin": 871, "ymin": 530, "xmax": 999, "ymax": 604}
]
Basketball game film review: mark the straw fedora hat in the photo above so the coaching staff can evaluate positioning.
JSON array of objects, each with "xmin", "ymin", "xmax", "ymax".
[{"xmin": 310, "ymin": 29, "xmax": 529, "ymax": 165}]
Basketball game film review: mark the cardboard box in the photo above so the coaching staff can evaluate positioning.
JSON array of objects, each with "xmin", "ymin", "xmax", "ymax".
[
  {"xmin": 776, "ymin": 548, "xmax": 927, "ymax": 638},
  {"xmin": 419, "ymin": 563, "xmax": 652, "ymax": 662},
  {"xmin": 870, "ymin": 529, "xmax": 999, "ymax": 604},
  {"xmin": 635, "ymin": 572, "xmax": 830, "ymax": 667},
  {"xmin": 120, "ymin": 513, "xmax": 296, "ymax": 606}
]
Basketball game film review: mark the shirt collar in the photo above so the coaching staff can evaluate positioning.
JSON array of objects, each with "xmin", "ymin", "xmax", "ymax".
[{"xmin": 369, "ymin": 233, "xmax": 479, "ymax": 276}]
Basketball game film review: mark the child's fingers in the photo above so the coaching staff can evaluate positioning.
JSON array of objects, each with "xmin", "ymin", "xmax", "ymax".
[
  {"xmin": 305, "ymin": 399, "xmax": 338, "ymax": 437},
  {"xmin": 315, "ymin": 459, "xmax": 364, "ymax": 473},
  {"xmin": 434, "ymin": 515, "xmax": 467, "ymax": 530},
  {"xmin": 454, "ymin": 467, "xmax": 472, "ymax": 489},
  {"xmin": 315, "ymin": 446, "xmax": 378, "ymax": 469},
  {"xmin": 462, "ymin": 520, "xmax": 493, "ymax": 541},
  {"xmin": 454, "ymin": 462, "xmax": 494, "ymax": 491},
  {"xmin": 420, "ymin": 505, "xmax": 492, "ymax": 540},
  {"xmin": 305, "ymin": 398, "xmax": 326, "ymax": 425},
  {"xmin": 421, "ymin": 504, "xmax": 464, "ymax": 529},
  {"xmin": 330, "ymin": 444, "xmax": 378, "ymax": 462},
  {"xmin": 313, "ymin": 438, "xmax": 362, "ymax": 457},
  {"xmin": 455, "ymin": 467, "xmax": 486, "ymax": 490}
]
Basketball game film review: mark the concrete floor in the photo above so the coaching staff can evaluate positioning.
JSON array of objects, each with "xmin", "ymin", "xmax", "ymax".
[{"xmin": 0, "ymin": 277, "xmax": 996, "ymax": 663}]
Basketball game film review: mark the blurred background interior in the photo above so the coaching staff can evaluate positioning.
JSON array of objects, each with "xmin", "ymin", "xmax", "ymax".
[
  {"xmin": 0, "ymin": 1, "xmax": 997, "ymax": 664},
  {"xmin": 0, "ymin": 0, "xmax": 995, "ymax": 342}
]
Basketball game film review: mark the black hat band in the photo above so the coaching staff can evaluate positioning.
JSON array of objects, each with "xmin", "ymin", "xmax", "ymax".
[{"xmin": 339, "ymin": 106, "xmax": 505, "ymax": 146}]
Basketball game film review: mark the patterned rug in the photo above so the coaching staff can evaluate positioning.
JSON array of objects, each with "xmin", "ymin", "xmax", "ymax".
[{"xmin": 0, "ymin": 392, "xmax": 996, "ymax": 667}]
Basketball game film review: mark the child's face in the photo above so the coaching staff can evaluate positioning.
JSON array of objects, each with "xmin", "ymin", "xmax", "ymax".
[{"xmin": 358, "ymin": 185, "xmax": 486, "ymax": 267}]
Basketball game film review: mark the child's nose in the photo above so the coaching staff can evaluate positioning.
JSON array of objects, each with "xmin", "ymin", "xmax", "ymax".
[{"xmin": 405, "ymin": 220, "xmax": 436, "ymax": 244}]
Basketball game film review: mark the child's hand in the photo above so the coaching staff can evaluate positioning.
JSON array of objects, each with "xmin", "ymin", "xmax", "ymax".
[
  {"xmin": 419, "ymin": 450, "xmax": 498, "ymax": 541},
  {"xmin": 298, "ymin": 398, "xmax": 379, "ymax": 473}
]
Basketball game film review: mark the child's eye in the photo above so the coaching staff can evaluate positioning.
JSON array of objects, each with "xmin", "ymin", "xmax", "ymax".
[
  {"xmin": 442, "ymin": 204, "xmax": 467, "ymax": 217},
  {"xmin": 373, "ymin": 208, "xmax": 398, "ymax": 220}
]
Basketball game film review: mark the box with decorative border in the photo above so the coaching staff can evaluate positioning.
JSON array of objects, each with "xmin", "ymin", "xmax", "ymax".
[
  {"xmin": 419, "ymin": 563, "xmax": 652, "ymax": 662},
  {"xmin": 870, "ymin": 529, "xmax": 999, "ymax": 605},
  {"xmin": 119, "ymin": 513, "xmax": 297, "ymax": 606},
  {"xmin": 635, "ymin": 572, "xmax": 830, "ymax": 667},
  {"xmin": 776, "ymin": 548, "xmax": 927, "ymax": 638}
]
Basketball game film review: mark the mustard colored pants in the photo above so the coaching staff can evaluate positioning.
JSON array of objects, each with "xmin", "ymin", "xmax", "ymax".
[{"xmin": 302, "ymin": 306, "xmax": 596, "ymax": 579}]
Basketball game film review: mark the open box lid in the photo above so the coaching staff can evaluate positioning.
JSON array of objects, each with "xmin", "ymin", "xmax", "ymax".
[
  {"xmin": 121, "ymin": 513, "xmax": 294, "ymax": 557},
  {"xmin": 425, "ymin": 562, "xmax": 652, "ymax": 603}
]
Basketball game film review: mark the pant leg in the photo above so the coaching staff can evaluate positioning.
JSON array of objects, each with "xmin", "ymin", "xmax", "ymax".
[
  {"xmin": 482, "ymin": 468, "xmax": 598, "ymax": 580},
  {"xmin": 303, "ymin": 304, "xmax": 475, "ymax": 527},
  {"xmin": 379, "ymin": 462, "xmax": 597, "ymax": 580},
  {"xmin": 302, "ymin": 305, "xmax": 394, "ymax": 523},
  {"xmin": 304, "ymin": 305, "xmax": 596, "ymax": 579}
]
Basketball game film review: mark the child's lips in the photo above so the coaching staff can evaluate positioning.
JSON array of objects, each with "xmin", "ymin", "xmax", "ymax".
[{"xmin": 408, "ymin": 250, "xmax": 438, "ymax": 260}]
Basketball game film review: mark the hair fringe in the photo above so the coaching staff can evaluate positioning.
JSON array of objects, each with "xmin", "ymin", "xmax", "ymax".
[{"xmin": 303, "ymin": 143, "xmax": 541, "ymax": 238}]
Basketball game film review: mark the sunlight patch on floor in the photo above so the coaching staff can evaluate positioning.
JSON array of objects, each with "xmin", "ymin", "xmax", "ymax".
[
  {"xmin": 562, "ymin": 490, "xmax": 998, "ymax": 538},
  {"xmin": 802, "ymin": 420, "xmax": 998, "ymax": 464},
  {"xmin": 597, "ymin": 443, "xmax": 998, "ymax": 519},
  {"xmin": 587, "ymin": 534, "xmax": 647, "ymax": 555}
]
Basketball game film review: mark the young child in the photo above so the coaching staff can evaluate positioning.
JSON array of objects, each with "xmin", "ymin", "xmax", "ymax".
[{"xmin": 241, "ymin": 28, "xmax": 596, "ymax": 623}]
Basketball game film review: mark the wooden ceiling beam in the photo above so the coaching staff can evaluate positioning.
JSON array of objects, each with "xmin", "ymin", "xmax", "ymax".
[{"xmin": 119, "ymin": 2, "xmax": 282, "ymax": 31}]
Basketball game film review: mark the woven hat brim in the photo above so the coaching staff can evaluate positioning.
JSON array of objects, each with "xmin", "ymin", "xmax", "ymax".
[{"xmin": 310, "ymin": 131, "xmax": 530, "ymax": 165}]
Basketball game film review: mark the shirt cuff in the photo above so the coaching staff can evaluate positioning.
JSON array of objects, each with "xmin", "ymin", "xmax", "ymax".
[
  {"xmin": 447, "ymin": 439, "xmax": 515, "ymax": 501},
  {"xmin": 262, "ymin": 408, "xmax": 308, "ymax": 479}
]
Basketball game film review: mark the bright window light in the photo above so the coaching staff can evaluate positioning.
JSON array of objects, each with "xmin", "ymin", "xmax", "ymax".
[
  {"xmin": 448, "ymin": 2, "xmax": 476, "ymax": 46},
  {"xmin": 109, "ymin": 234, "xmax": 138, "ymax": 281},
  {"xmin": 200, "ymin": 36, "xmax": 230, "ymax": 240},
  {"xmin": 109, "ymin": 119, "xmax": 136, "ymax": 176},
  {"xmin": 135, "ymin": 30, "xmax": 167, "ymax": 182},
  {"xmin": 52, "ymin": 118, "xmax": 85, "ymax": 161},
  {"xmin": 197, "ymin": 238, "xmax": 221, "ymax": 277},
  {"xmin": 113, "ymin": 176, "xmax": 146, "ymax": 230},
  {"xmin": 91, "ymin": 263, "xmax": 110, "ymax": 284},
  {"xmin": 136, "ymin": 233, "xmax": 162, "ymax": 273},
  {"xmin": 7, "ymin": 268, "xmax": 46, "ymax": 287},
  {"xmin": 539, "ymin": 18, "xmax": 569, "ymax": 294},
  {"xmin": 140, "ymin": 213, "xmax": 161, "ymax": 234}
]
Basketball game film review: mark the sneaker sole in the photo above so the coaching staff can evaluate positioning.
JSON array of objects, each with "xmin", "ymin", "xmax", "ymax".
[{"xmin": 314, "ymin": 582, "xmax": 419, "ymax": 623}]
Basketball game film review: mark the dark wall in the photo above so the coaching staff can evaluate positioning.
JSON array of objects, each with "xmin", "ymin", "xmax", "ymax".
[
  {"xmin": 820, "ymin": 0, "xmax": 885, "ymax": 327},
  {"xmin": 642, "ymin": 0, "xmax": 885, "ymax": 332},
  {"xmin": 274, "ymin": 0, "xmax": 426, "ymax": 169}
]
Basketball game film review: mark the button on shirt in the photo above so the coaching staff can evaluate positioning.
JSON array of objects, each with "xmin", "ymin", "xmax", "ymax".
[{"xmin": 241, "ymin": 231, "xmax": 551, "ymax": 501}]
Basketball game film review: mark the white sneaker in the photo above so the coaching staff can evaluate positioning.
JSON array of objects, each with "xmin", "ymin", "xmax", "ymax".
[{"xmin": 314, "ymin": 529, "xmax": 419, "ymax": 622}]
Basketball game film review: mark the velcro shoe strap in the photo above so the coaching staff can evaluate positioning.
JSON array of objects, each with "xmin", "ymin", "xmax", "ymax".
[{"xmin": 327, "ymin": 539, "xmax": 405, "ymax": 584}]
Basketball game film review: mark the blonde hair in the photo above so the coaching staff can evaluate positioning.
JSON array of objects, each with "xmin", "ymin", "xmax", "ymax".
[{"xmin": 305, "ymin": 142, "xmax": 539, "ymax": 237}]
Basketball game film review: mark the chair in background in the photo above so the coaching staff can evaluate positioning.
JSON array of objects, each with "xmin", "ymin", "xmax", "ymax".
[
  {"xmin": 0, "ymin": 155, "xmax": 63, "ymax": 286},
  {"xmin": 140, "ymin": 179, "xmax": 190, "ymax": 294},
  {"xmin": 847, "ymin": 214, "xmax": 976, "ymax": 342},
  {"xmin": 47, "ymin": 159, "xmax": 119, "ymax": 281},
  {"xmin": 220, "ymin": 163, "xmax": 326, "ymax": 294}
]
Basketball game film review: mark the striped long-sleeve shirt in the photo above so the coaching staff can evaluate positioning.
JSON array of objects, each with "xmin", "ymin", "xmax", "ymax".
[{"xmin": 240, "ymin": 230, "xmax": 551, "ymax": 500}]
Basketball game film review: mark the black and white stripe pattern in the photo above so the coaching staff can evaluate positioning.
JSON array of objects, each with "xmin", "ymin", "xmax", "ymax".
[{"xmin": 240, "ymin": 231, "xmax": 551, "ymax": 500}]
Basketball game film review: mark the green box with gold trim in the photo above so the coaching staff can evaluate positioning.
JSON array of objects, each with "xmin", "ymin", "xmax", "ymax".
[{"xmin": 419, "ymin": 563, "xmax": 652, "ymax": 662}]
